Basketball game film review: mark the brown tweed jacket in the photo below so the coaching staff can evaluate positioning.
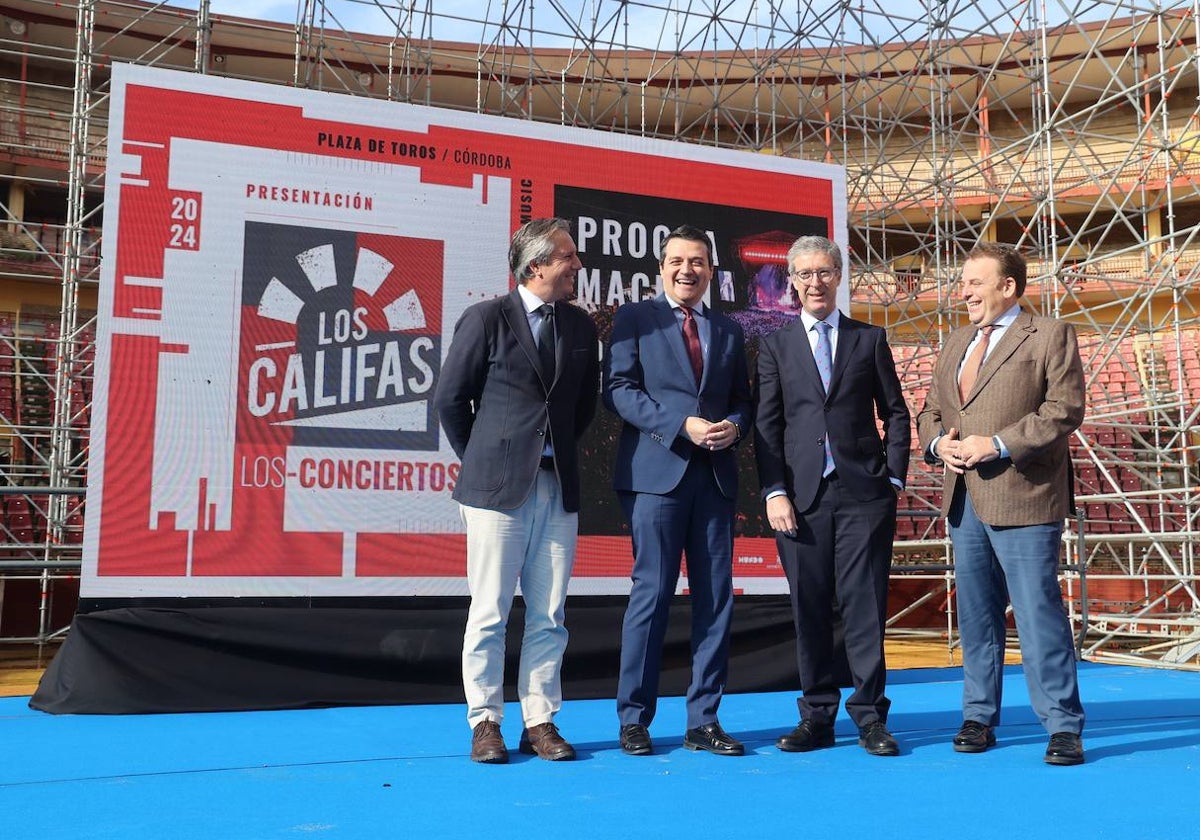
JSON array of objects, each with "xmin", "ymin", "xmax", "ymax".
[{"xmin": 916, "ymin": 309, "xmax": 1085, "ymax": 527}]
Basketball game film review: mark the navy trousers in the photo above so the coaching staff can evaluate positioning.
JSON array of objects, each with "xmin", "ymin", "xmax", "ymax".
[{"xmin": 616, "ymin": 455, "xmax": 735, "ymax": 730}]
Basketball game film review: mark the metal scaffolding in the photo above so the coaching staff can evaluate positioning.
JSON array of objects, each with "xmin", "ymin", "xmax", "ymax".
[{"xmin": 0, "ymin": 0, "xmax": 1197, "ymax": 667}]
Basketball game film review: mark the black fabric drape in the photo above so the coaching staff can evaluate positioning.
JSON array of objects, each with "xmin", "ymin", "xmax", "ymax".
[{"xmin": 30, "ymin": 596, "xmax": 844, "ymax": 715}]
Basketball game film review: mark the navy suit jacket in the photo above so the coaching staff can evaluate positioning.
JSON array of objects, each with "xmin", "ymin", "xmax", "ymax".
[
  {"xmin": 434, "ymin": 289, "xmax": 599, "ymax": 512},
  {"xmin": 754, "ymin": 312, "xmax": 910, "ymax": 512},
  {"xmin": 605, "ymin": 295, "xmax": 753, "ymax": 498}
]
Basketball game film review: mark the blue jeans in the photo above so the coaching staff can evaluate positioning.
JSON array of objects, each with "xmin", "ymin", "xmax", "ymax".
[{"xmin": 950, "ymin": 487, "xmax": 1084, "ymax": 735}]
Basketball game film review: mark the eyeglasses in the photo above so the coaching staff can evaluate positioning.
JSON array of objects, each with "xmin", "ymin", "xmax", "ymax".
[{"xmin": 788, "ymin": 268, "xmax": 836, "ymax": 284}]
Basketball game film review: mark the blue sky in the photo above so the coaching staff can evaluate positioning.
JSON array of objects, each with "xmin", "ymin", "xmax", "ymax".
[
  {"xmin": 186, "ymin": 1, "xmax": 1010, "ymax": 49},
  {"xmin": 187, "ymin": 1, "xmax": 1094, "ymax": 49},
  {"xmin": 206, "ymin": 0, "xmax": 786, "ymax": 47}
]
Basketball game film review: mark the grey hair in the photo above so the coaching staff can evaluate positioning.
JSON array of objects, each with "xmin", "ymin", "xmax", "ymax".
[
  {"xmin": 509, "ymin": 217, "xmax": 572, "ymax": 283},
  {"xmin": 785, "ymin": 235, "xmax": 843, "ymax": 273}
]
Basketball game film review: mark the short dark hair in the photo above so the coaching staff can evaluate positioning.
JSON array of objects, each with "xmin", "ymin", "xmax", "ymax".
[
  {"xmin": 659, "ymin": 224, "xmax": 712, "ymax": 266},
  {"xmin": 509, "ymin": 217, "xmax": 571, "ymax": 283},
  {"xmin": 967, "ymin": 241, "xmax": 1027, "ymax": 297}
]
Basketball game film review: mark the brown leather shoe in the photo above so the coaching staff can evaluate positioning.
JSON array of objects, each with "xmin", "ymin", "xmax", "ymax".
[
  {"xmin": 470, "ymin": 720, "xmax": 509, "ymax": 764},
  {"xmin": 519, "ymin": 722, "xmax": 576, "ymax": 761}
]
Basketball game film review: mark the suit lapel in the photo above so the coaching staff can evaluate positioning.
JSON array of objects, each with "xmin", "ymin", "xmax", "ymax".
[
  {"xmin": 788, "ymin": 319, "xmax": 825, "ymax": 401},
  {"xmin": 502, "ymin": 291, "xmax": 552, "ymax": 389},
  {"xmin": 702, "ymin": 308, "xmax": 726, "ymax": 390},
  {"xmin": 654, "ymin": 296, "xmax": 697, "ymax": 391},
  {"xmin": 966, "ymin": 310, "xmax": 1034, "ymax": 403},
  {"xmin": 946, "ymin": 328, "xmax": 975, "ymax": 408},
  {"xmin": 828, "ymin": 314, "xmax": 858, "ymax": 398},
  {"xmin": 960, "ymin": 314, "xmax": 1036, "ymax": 408}
]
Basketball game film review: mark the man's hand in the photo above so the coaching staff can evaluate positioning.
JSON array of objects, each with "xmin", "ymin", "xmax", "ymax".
[
  {"xmin": 702, "ymin": 419, "xmax": 739, "ymax": 451},
  {"xmin": 936, "ymin": 427, "xmax": 1000, "ymax": 472},
  {"xmin": 957, "ymin": 434, "xmax": 1001, "ymax": 469},
  {"xmin": 683, "ymin": 416, "xmax": 714, "ymax": 446},
  {"xmin": 684, "ymin": 417, "xmax": 738, "ymax": 450},
  {"xmin": 935, "ymin": 427, "xmax": 966, "ymax": 474},
  {"xmin": 766, "ymin": 494, "xmax": 797, "ymax": 537}
]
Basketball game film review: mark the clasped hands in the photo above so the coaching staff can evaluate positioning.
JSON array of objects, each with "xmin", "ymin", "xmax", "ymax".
[
  {"xmin": 936, "ymin": 427, "xmax": 1000, "ymax": 474},
  {"xmin": 684, "ymin": 416, "xmax": 738, "ymax": 451}
]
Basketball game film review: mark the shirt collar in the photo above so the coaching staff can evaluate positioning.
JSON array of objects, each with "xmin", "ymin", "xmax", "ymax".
[
  {"xmin": 517, "ymin": 283, "xmax": 551, "ymax": 314},
  {"xmin": 664, "ymin": 294, "xmax": 705, "ymax": 317},
  {"xmin": 800, "ymin": 308, "xmax": 841, "ymax": 332},
  {"xmin": 984, "ymin": 303, "xmax": 1021, "ymax": 331}
]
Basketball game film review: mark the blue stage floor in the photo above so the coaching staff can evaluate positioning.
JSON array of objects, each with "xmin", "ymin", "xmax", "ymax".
[{"xmin": 4, "ymin": 662, "xmax": 1198, "ymax": 839}]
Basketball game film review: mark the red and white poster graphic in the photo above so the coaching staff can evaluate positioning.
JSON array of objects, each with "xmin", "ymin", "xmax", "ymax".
[{"xmin": 83, "ymin": 63, "xmax": 847, "ymax": 598}]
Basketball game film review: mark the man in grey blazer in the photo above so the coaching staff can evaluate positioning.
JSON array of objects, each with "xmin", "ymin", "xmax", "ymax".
[
  {"xmin": 917, "ymin": 241, "xmax": 1087, "ymax": 765},
  {"xmin": 434, "ymin": 218, "xmax": 600, "ymax": 764}
]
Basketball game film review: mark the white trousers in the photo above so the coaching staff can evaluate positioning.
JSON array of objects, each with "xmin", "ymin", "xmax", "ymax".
[{"xmin": 460, "ymin": 469, "xmax": 577, "ymax": 730}]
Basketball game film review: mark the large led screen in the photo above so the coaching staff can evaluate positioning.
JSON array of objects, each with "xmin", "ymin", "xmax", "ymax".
[{"xmin": 83, "ymin": 63, "xmax": 848, "ymax": 598}]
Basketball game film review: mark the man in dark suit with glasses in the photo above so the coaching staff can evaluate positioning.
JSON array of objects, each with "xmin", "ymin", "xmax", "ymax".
[{"xmin": 754, "ymin": 234, "xmax": 910, "ymax": 757}]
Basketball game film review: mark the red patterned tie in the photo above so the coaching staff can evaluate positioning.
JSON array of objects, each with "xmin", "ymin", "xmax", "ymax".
[
  {"xmin": 959, "ymin": 325, "xmax": 994, "ymax": 401},
  {"xmin": 682, "ymin": 306, "xmax": 703, "ymax": 386}
]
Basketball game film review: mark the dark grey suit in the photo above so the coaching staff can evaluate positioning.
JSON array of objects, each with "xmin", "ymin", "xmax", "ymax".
[{"xmin": 754, "ymin": 311, "xmax": 910, "ymax": 729}]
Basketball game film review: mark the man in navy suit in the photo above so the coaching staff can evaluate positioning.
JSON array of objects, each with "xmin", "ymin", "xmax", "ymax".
[
  {"xmin": 605, "ymin": 224, "xmax": 753, "ymax": 757},
  {"xmin": 754, "ymin": 235, "xmax": 910, "ymax": 756},
  {"xmin": 434, "ymin": 218, "xmax": 600, "ymax": 764}
]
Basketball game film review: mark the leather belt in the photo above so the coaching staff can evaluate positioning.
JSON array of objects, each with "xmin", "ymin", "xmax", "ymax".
[{"xmin": 539, "ymin": 456, "xmax": 555, "ymax": 471}]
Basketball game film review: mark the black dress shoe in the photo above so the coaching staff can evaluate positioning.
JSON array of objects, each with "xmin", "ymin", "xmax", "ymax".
[
  {"xmin": 858, "ymin": 721, "xmax": 899, "ymax": 756},
  {"xmin": 619, "ymin": 724, "xmax": 653, "ymax": 756},
  {"xmin": 1044, "ymin": 731, "xmax": 1084, "ymax": 766},
  {"xmin": 683, "ymin": 721, "xmax": 745, "ymax": 756},
  {"xmin": 776, "ymin": 720, "xmax": 835, "ymax": 752},
  {"xmin": 953, "ymin": 720, "xmax": 996, "ymax": 753}
]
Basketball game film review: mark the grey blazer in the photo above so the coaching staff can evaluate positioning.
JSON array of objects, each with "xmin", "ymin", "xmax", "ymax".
[{"xmin": 916, "ymin": 309, "xmax": 1085, "ymax": 526}]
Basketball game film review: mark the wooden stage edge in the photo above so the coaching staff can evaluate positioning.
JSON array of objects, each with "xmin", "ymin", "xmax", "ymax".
[{"xmin": 0, "ymin": 638, "xmax": 1002, "ymax": 700}]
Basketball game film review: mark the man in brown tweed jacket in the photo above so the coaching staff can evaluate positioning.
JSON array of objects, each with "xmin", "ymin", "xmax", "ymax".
[{"xmin": 917, "ymin": 241, "xmax": 1087, "ymax": 766}]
